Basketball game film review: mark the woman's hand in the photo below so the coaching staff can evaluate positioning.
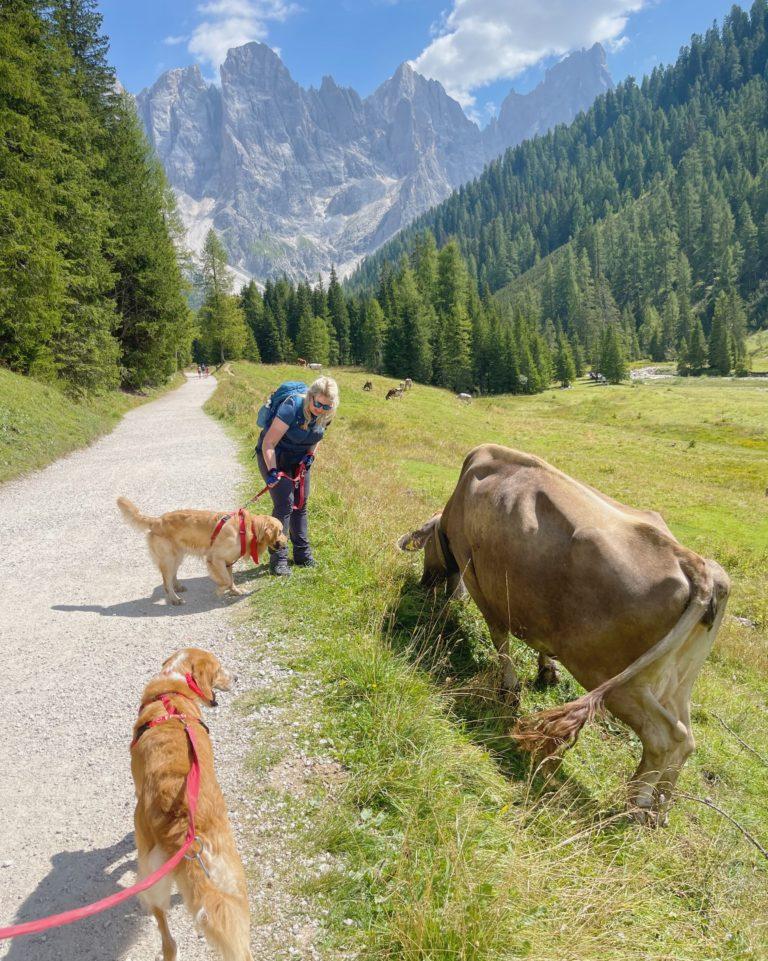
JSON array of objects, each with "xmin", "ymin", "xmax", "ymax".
[
  {"xmin": 301, "ymin": 453, "xmax": 315, "ymax": 470},
  {"xmin": 266, "ymin": 468, "xmax": 280, "ymax": 488}
]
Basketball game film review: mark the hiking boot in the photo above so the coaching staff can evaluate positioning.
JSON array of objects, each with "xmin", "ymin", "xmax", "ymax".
[
  {"xmin": 270, "ymin": 559, "xmax": 292, "ymax": 577},
  {"xmin": 294, "ymin": 555, "xmax": 316, "ymax": 568}
]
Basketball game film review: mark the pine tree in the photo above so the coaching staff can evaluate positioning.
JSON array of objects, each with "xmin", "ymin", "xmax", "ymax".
[
  {"xmin": 105, "ymin": 95, "xmax": 191, "ymax": 387},
  {"xmin": 393, "ymin": 264, "xmax": 432, "ymax": 383},
  {"xmin": 554, "ymin": 333, "xmax": 576, "ymax": 387},
  {"xmin": 599, "ymin": 326, "xmax": 629, "ymax": 383},
  {"xmin": 327, "ymin": 266, "xmax": 350, "ymax": 363},
  {"xmin": 295, "ymin": 306, "xmax": 330, "ymax": 365},
  {"xmin": 708, "ymin": 291, "xmax": 732, "ymax": 375},
  {"xmin": 358, "ymin": 298, "xmax": 386, "ymax": 371},
  {"xmin": 197, "ymin": 230, "xmax": 248, "ymax": 363},
  {"xmin": 680, "ymin": 315, "xmax": 708, "ymax": 375},
  {"xmin": 0, "ymin": 1, "xmax": 68, "ymax": 379},
  {"xmin": 436, "ymin": 241, "xmax": 472, "ymax": 390}
]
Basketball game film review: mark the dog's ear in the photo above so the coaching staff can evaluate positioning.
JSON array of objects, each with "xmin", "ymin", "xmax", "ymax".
[
  {"xmin": 187, "ymin": 650, "xmax": 219, "ymax": 706},
  {"xmin": 255, "ymin": 516, "xmax": 284, "ymax": 547}
]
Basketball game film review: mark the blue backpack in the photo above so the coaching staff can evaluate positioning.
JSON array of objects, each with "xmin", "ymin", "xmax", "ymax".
[{"xmin": 256, "ymin": 381, "xmax": 307, "ymax": 430}]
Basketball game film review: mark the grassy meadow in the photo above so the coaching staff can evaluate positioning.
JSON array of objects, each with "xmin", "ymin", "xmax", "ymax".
[
  {"xmin": 0, "ymin": 368, "xmax": 184, "ymax": 484},
  {"xmin": 209, "ymin": 364, "xmax": 768, "ymax": 961}
]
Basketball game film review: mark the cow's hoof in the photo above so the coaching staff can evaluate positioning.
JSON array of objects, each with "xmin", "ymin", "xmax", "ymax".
[{"xmin": 628, "ymin": 802, "xmax": 662, "ymax": 827}]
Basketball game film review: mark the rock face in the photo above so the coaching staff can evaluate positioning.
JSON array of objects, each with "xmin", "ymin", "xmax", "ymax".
[{"xmin": 136, "ymin": 43, "xmax": 612, "ymax": 282}]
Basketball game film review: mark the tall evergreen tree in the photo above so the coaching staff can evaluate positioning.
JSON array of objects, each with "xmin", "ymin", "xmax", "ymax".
[
  {"xmin": 327, "ymin": 266, "xmax": 350, "ymax": 363},
  {"xmin": 599, "ymin": 325, "xmax": 629, "ymax": 383},
  {"xmin": 554, "ymin": 333, "xmax": 577, "ymax": 387},
  {"xmin": 197, "ymin": 229, "xmax": 248, "ymax": 363},
  {"xmin": 436, "ymin": 241, "xmax": 472, "ymax": 390},
  {"xmin": 708, "ymin": 291, "xmax": 732, "ymax": 375}
]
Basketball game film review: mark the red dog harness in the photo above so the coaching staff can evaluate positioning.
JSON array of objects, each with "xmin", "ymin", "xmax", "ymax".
[
  {"xmin": 210, "ymin": 508, "xmax": 260, "ymax": 564},
  {"xmin": 131, "ymin": 672, "xmax": 211, "ymax": 748}
]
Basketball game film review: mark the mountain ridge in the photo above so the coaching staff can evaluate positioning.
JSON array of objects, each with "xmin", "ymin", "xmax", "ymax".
[{"xmin": 136, "ymin": 42, "xmax": 612, "ymax": 281}]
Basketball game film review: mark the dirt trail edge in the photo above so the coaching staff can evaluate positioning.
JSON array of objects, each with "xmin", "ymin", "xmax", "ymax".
[{"xmin": 0, "ymin": 375, "xmax": 330, "ymax": 961}]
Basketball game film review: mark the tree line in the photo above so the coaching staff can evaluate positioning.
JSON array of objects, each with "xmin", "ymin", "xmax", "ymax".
[
  {"xmin": 204, "ymin": 228, "xmax": 627, "ymax": 392},
  {"xmin": 0, "ymin": 0, "xmax": 191, "ymax": 394}
]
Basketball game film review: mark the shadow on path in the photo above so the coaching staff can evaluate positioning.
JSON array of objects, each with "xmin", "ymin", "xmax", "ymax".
[
  {"xmin": 2, "ymin": 834, "xmax": 150, "ymax": 961},
  {"xmin": 51, "ymin": 575, "xmax": 263, "ymax": 618}
]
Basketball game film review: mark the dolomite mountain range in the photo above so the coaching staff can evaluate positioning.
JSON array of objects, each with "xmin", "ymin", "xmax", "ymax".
[{"xmin": 136, "ymin": 41, "xmax": 612, "ymax": 282}]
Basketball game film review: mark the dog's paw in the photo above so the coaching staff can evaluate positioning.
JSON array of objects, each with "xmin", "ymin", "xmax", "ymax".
[
  {"xmin": 167, "ymin": 595, "xmax": 184, "ymax": 606},
  {"xmin": 174, "ymin": 582, "xmax": 188, "ymax": 593}
]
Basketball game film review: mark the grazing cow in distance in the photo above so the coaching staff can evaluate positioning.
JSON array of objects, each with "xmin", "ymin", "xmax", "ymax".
[
  {"xmin": 457, "ymin": 392, "xmax": 472, "ymax": 403},
  {"xmin": 404, "ymin": 377, "xmax": 413, "ymax": 390},
  {"xmin": 307, "ymin": 362, "xmax": 322, "ymax": 371},
  {"xmin": 398, "ymin": 443, "xmax": 730, "ymax": 822},
  {"xmin": 386, "ymin": 387, "xmax": 404, "ymax": 400},
  {"xmin": 297, "ymin": 357, "xmax": 308, "ymax": 367},
  {"xmin": 363, "ymin": 380, "xmax": 373, "ymax": 391}
]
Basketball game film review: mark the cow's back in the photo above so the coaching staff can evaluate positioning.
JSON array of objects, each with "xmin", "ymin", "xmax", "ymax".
[{"xmin": 442, "ymin": 445, "xmax": 694, "ymax": 689}]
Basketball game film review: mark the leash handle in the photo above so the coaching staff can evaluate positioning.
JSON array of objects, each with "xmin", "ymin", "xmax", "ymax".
[{"xmin": 243, "ymin": 464, "xmax": 307, "ymax": 511}]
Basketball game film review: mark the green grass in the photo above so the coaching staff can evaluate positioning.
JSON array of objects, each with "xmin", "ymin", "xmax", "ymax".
[
  {"xmin": 209, "ymin": 365, "xmax": 768, "ymax": 961},
  {"xmin": 0, "ymin": 368, "xmax": 184, "ymax": 484}
]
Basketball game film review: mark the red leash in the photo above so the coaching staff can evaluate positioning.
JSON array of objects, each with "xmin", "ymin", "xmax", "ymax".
[
  {"xmin": 246, "ymin": 463, "xmax": 307, "ymax": 511},
  {"xmin": 0, "ymin": 720, "xmax": 202, "ymax": 941}
]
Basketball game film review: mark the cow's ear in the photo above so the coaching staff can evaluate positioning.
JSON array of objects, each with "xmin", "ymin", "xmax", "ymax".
[{"xmin": 397, "ymin": 514, "xmax": 440, "ymax": 551}]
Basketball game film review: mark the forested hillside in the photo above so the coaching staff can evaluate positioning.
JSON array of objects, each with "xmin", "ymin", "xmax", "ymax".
[
  {"xmin": 343, "ymin": 1, "xmax": 768, "ymax": 384},
  {"xmin": 0, "ymin": 0, "xmax": 191, "ymax": 394}
]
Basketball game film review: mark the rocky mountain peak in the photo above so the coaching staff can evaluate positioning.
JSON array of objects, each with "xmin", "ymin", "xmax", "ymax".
[
  {"xmin": 137, "ymin": 43, "xmax": 612, "ymax": 281},
  {"xmin": 486, "ymin": 44, "xmax": 613, "ymax": 155}
]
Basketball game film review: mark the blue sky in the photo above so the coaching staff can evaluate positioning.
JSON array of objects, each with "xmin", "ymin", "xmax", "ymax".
[{"xmin": 102, "ymin": 0, "xmax": 743, "ymax": 124}]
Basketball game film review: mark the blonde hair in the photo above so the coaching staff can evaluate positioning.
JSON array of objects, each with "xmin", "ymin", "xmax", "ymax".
[{"xmin": 302, "ymin": 376, "xmax": 339, "ymax": 429}]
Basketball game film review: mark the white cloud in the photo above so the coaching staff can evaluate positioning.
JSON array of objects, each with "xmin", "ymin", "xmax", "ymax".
[
  {"xmin": 164, "ymin": 34, "xmax": 188, "ymax": 46},
  {"xmin": 187, "ymin": 0, "xmax": 300, "ymax": 73},
  {"xmin": 412, "ymin": 0, "xmax": 647, "ymax": 107}
]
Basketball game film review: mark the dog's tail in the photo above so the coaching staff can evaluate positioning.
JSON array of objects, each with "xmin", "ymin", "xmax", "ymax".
[
  {"xmin": 194, "ymin": 881, "xmax": 251, "ymax": 959},
  {"xmin": 116, "ymin": 496, "xmax": 161, "ymax": 533}
]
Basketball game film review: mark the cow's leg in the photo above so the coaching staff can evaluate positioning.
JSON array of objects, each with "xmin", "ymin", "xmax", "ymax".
[
  {"xmin": 446, "ymin": 570, "xmax": 467, "ymax": 600},
  {"xmin": 536, "ymin": 654, "xmax": 559, "ymax": 687},
  {"xmin": 605, "ymin": 682, "xmax": 684, "ymax": 824},
  {"xmin": 490, "ymin": 626, "xmax": 521, "ymax": 706},
  {"xmin": 655, "ymin": 620, "xmax": 719, "ymax": 814},
  {"xmin": 460, "ymin": 562, "xmax": 521, "ymax": 704}
]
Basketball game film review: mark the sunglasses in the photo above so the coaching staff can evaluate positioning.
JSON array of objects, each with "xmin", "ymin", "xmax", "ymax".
[{"xmin": 311, "ymin": 399, "xmax": 332, "ymax": 411}]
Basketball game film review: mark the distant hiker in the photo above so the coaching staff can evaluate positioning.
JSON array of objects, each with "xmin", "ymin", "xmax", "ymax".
[{"xmin": 255, "ymin": 376, "xmax": 339, "ymax": 576}]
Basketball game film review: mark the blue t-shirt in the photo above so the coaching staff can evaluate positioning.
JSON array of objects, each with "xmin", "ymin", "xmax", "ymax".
[{"xmin": 272, "ymin": 394, "xmax": 326, "ymax": 458}]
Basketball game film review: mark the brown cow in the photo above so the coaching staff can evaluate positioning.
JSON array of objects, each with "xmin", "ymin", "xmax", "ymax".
[
  {"xmin": 363, "ymin": 380, "xmax": 373, "ymax": 391},
  {"xmin": 386, "ymin": 387, "xmax": 404, "ymax": 400},
  {"xmin": 297, "ymin": 357, "xmax": 308, "ymax": 367},
  {"xmin": 398, "ymin": 443, "xmax": 730, "ymax": 822}
]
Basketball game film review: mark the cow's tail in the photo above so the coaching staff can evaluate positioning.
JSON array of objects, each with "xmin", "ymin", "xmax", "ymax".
[
  {"xmin": 117, "ymin": 496, "xmax": 161, "ymax": 534},
  {"xmin": 512, "ymin": 547, "xmax": 719, "ymax": 758}
]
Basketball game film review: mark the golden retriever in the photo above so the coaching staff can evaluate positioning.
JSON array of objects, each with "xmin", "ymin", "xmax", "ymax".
[
  {"xmin": 117, "ymin": 497, "xmax": 286, "ymax": 604},
  {"xmin": 131, "ymin": 647, "xmax": 252, "ymax": 961}
]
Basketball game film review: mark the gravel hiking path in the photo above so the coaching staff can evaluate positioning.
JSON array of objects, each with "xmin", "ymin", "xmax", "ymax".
[{"xmin": 0, "ymin": 376, "xmax": 328, "ymax": 961}]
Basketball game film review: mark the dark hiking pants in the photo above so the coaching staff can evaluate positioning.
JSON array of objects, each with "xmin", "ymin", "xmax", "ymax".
[{"xmin": 256, "ymin": 451, "xmax": 312, "ymax": 565}]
